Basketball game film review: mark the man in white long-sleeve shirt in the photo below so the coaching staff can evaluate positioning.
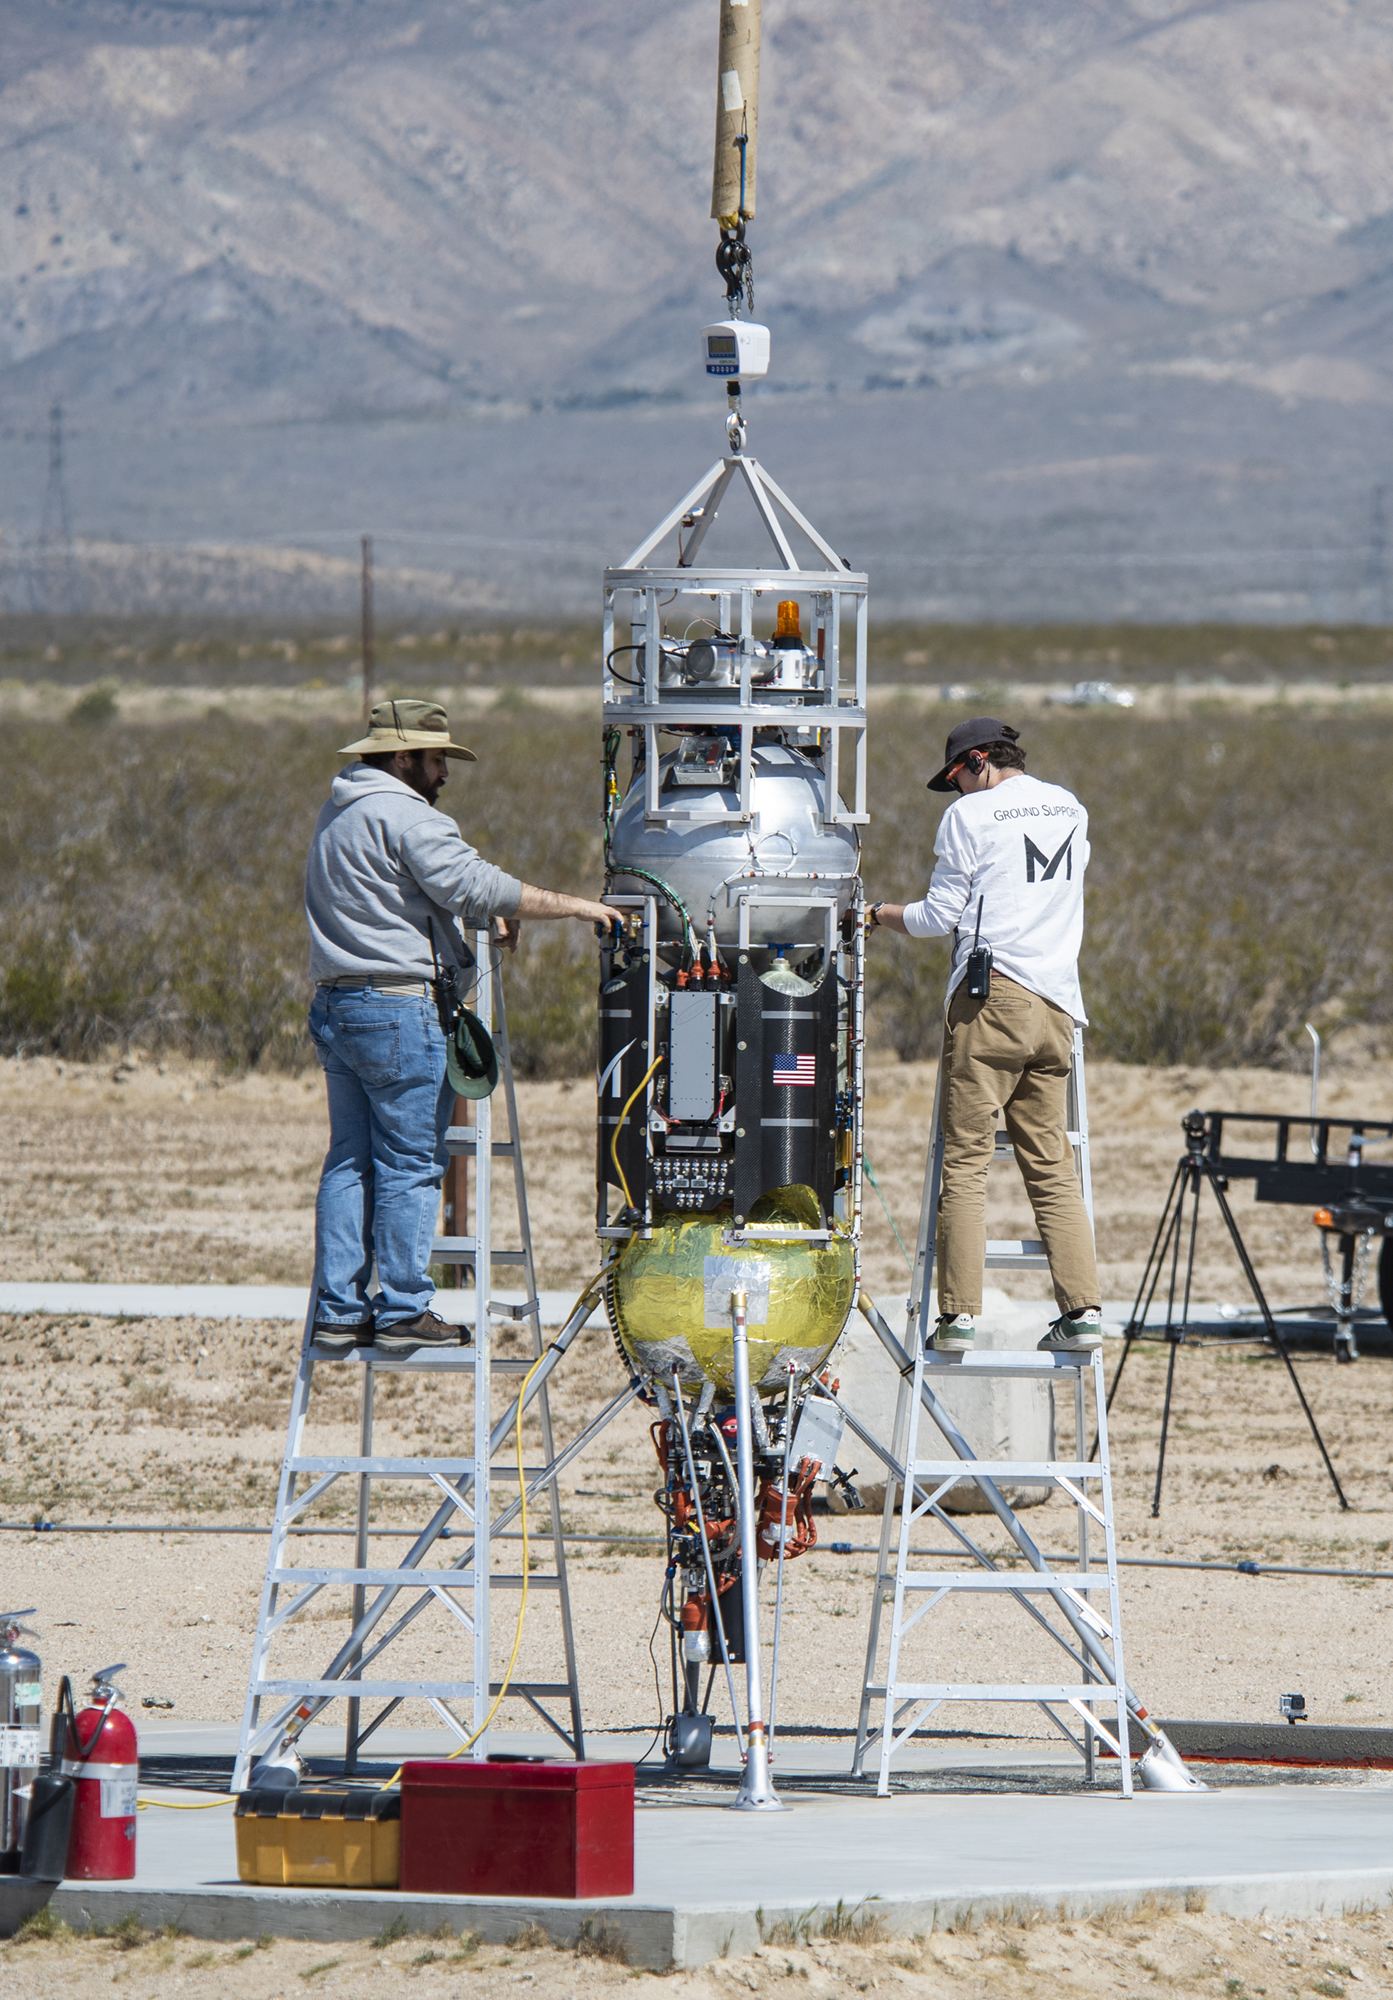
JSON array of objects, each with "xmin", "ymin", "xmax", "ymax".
[{"xmin": 867, "ymin": 717, "xmax": 1102, "ymax": 1356}]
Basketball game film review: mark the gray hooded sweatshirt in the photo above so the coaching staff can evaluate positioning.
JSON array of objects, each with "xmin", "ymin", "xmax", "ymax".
[{"xmin": 305, "ymin": 764, "xmax": 522, "ymax": 983}]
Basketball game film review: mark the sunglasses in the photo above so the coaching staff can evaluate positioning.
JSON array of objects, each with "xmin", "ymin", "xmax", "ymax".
[{"xmin": 944, "ymin": 752, "xmax": 985, "ymax": 790}]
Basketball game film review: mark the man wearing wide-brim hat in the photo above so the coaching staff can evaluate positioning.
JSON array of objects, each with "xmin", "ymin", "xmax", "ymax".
[{"xmin": 305, "ymin": 698, "xmax": 613, "ymax": 1359}]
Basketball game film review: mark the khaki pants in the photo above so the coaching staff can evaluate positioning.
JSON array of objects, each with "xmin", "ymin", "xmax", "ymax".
[{"xmin": 936, "ymin": 975, "xmax": 1099, "ymax": 1319}]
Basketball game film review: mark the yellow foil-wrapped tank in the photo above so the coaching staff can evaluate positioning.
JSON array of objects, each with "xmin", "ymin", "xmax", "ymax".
[{"xmin": 608, "ymin": 1187, "xmax": 855, "ymax": 1395}]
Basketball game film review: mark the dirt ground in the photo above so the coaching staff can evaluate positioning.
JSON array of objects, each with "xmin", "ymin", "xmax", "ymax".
[
  {"xmin": 3, "ymin": 1048, "xmax": 1393, "ymax": 1740},
  {"xmin": 3, "ymin": 1044, "xmax": 1385, "ymax": 1304},
  {"xmin": 7, "ymin": 1902, "xmax": 1393, "ymax": 1998}
]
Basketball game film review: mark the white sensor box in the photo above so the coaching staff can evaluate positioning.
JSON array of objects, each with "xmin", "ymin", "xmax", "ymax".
[{"xmin": 700, "ymin": 320, "xmax": 770, "ymax": 379}]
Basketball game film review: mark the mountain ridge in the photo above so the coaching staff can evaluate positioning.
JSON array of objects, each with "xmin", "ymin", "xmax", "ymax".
[{"xmin": 5, "ymin": 0, "xmax": 1393, "ymax": 618}]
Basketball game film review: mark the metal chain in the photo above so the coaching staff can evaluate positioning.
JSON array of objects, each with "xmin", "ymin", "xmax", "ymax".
[
  {"xmin": 1320, "ymin": 1225, "xmax": 1375, "ymax": 1317},
  {"xmin": 715, "ymin": 226, "xmax": 754, "ymax": 315}
]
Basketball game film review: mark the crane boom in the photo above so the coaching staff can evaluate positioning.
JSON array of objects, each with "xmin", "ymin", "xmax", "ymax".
[{"xmin": 711, "ymin": 0, "xmax": 760, "ymax": 225}]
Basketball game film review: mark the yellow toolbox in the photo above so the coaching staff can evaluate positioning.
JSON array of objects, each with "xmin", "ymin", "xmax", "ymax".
[{"xmin": 235, "ymin": 1787, "xmax": 400, "ymax": 1888}]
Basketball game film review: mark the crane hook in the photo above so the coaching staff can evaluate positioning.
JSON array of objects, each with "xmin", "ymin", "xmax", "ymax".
[{"xmin": 716, "ymin": 222, "xmax": 754, "ymax": 316}]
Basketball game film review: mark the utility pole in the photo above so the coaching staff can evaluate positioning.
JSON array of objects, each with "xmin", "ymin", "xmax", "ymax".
[
  {"xmin": 360, "ymin": 532, "xmax": 374, "ymax": 728},
  {"xmin": 34, "ymin": 399, "xmax": 80, "ymax": 614}
]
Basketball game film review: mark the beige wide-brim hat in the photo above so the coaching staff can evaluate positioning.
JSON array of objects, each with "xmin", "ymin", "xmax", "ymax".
[{"xmin": 339, "ymin": 698, "xmax": 477, "ymax": 761}]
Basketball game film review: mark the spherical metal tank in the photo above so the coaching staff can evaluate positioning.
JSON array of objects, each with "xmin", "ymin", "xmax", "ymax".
[
  {"xmin": 607, "ymin": 741, "xmax": 859, "ymax": 946},
  {"xmin": 607, "ymin": 1187, "xmax": 856, "ymax": 1394}
]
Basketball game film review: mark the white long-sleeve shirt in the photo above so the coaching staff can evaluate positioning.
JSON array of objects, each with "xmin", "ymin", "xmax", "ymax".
[{"xmin": 901, "ymin": 773, "xmax": 1090, "ymax": 1023}]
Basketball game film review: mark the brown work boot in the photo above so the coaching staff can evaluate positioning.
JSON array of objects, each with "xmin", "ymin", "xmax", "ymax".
[
  {"xmin": 311, "ymin": 1320, "xmax": 373, "ymax": 1358},
  {"xmin": 374, "ymin": 1309, "xmax": 465, "ymax": 1357}
]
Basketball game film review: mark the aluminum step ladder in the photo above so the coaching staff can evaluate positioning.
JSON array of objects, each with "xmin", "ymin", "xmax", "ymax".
[
  {"xmin": 233, "ymin": 939, "xmax": 612, "ymax": 1790},
  {"xmin": 854, "ymin": 1026, "xmax": 1134, "ymax": 1797}
]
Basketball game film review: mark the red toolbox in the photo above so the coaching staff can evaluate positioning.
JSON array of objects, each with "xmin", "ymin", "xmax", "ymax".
[{"xmin": 399, "ymin": 1758, "xmax": 634, "ymax": 1899}]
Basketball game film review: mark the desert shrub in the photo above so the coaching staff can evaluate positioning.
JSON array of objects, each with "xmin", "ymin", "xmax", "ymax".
[
  {"xmin": 574, "ymin": 1916, "xmax": 628, "ymax": 1962},
  {"xmin": 0, "ymin": 702, "xmax": 600, "ymax": 1074},
  {"xmin": 4, "ymin": 695, "xmax": 1392, "ymax": 1073},
  {"xmin": 863, "ymin": 707, "xmax": 1393, "ymax": 1068}
]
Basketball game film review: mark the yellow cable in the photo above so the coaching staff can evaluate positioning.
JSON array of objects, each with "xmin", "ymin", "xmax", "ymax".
[
  {"xmin": 378, "ymin": 1344, "xmax": 549, "ymax": 1788},
  {"xmin": 610, "ymin": 1055, "xmax": 663, "ymax": 1211},
  {"xmin": 444, "ymin": 1347, "xmax": 546, "ymax": 1761},
  {"xmin": 137, "ymin": 1795, "xmax": 235, "ymax": 1810},
  {"xmin": 434, "ymin": 1257, "xmax": 619, "ymax": 1759}
]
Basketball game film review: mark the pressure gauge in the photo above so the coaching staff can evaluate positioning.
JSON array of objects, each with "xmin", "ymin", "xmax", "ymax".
[{"xmin": 701, "ymin": 320, "xmax": 770, "ymax": 379}]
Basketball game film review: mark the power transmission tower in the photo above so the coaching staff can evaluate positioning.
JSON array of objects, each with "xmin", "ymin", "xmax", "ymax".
[{"xmin": 32, "ymin": 400, "xmax": 82, "ymax": 615}]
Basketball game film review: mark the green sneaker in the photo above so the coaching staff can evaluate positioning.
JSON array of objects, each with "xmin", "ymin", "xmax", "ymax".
[
  {"xmin": 1038, "ymin": 1308, "xmax": 1104, "ymax": 1353},
  {"xmin": 931, "ymin": 1313, "xmax": 976, "ymax": 1353}
]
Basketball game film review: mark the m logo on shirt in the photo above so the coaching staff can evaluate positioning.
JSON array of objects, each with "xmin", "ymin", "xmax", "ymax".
[{"xmin": 1024, "ymin": 830, "xmax": 1074, "ymax": 883}]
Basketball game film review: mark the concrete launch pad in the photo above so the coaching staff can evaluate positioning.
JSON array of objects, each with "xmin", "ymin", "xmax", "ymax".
[{"xmin": 45, "ymin": 1725, "xmax": 1393, "ymax": 1968}]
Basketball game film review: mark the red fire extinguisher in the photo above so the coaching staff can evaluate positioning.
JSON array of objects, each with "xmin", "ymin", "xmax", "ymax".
[{"xmin": 54, "ymin": 1663, "xmax": 137, "ymax": 1880}]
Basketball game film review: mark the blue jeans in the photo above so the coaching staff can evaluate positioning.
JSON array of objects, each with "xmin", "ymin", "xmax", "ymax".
[{"xmin": 307, "ymin": 986, "xmax": 452, "ymax": 1329}]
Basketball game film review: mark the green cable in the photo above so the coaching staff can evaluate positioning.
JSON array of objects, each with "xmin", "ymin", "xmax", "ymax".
[
  {"xmin": 600, "ymin": 729, "xmax": 698, "ymax": 960},
  {"xmin": 606, "ymin": 861, "xmax": 699, "ymax": 961},
  {"xmin": 863, "ymin": 1156, "xmax": 913, "ymax": 1269}
]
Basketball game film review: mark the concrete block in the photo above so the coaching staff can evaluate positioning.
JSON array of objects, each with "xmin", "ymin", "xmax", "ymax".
[{"xmin": 830, "ymin": 1289, "xmax": 1055, "ymax": 1513}]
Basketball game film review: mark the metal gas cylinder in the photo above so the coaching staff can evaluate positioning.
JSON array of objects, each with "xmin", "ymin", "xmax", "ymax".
[
  {"xmin": 606, "ymin": 740, "xmax": 859, "ymax": 947},
  {"xmin": 0, "ymin": 1612, "xmax": 43, "ymax": 1872},
  {"xmin": 60, "ymin": 1665, "xmax": 137, "ymax": 1880}
]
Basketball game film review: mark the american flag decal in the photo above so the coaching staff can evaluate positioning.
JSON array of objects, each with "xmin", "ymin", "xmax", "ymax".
[{"xmin": 773, "ymin": 1052, "xmax": 816, "ymax": 1087}]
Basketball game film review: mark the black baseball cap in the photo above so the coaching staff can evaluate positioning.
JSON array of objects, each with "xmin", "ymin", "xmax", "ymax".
[{"xmin": 926, "ymin": 716, "xmax": 1021, "ymax": 792}]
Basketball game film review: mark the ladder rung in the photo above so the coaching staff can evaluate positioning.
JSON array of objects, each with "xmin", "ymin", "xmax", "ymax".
[
  {"xmin": 432, "ymin": 1239, "xmax": 527, "ymax": 1262},
  {"xmin": 362, "ymin": 1353, "xmax": 535, "ymax": 1375},
  {"xmin": 984, "ymin": 1239, "xmax": 1046, "ymax": 1259},
  {"xmin": 912, "ymin": 1461, "xmax": 1097, "ymax": 1479},
  {"xmin": 254, "ymin": 1679, "xmax": 575, "ymax": 1702},
  {"xmin": 362, "ymin": 1354, "xmax": 537, "ymax": 1373},
  {"xmin": 285, "ymin": 1457, "xmax": 556, "ymax": 1478},
  {"xmin": 288, "ymin": 1456, "xmax": 473, "ymax": 1475},
  {"xmin": 924, "ymin": 1354, "xmax": 1097, "ymax": 1375},
  {"xmin": 898, "ymin": 1572, "xmax": 1109, "ymax": 1590},
  {"xmin": 275, "ymin": 1567, "xmax": 476, "ymax": 1587},
  {"xmin": 272, "ymin": 1568, "xmax": 563, "ymax": 1589},
  {"xmin": 867, "ymin": 1683, "xmax": 1117, "ymax": 1701},
  {"xmin": 445, "ymin": 1129, "xmax": 516, "ymax": 1156}
]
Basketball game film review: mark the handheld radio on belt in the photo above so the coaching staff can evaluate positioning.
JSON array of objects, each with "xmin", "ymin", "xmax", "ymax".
[{"xmin": 965, "ymin": 897, "xmax": 993, "ymax": 998}]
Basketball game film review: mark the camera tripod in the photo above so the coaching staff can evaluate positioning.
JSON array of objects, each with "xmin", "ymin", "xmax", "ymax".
[{"xmin": 1105, "ymin": 1110, "xmax": 1348, "ymax": 1516}]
